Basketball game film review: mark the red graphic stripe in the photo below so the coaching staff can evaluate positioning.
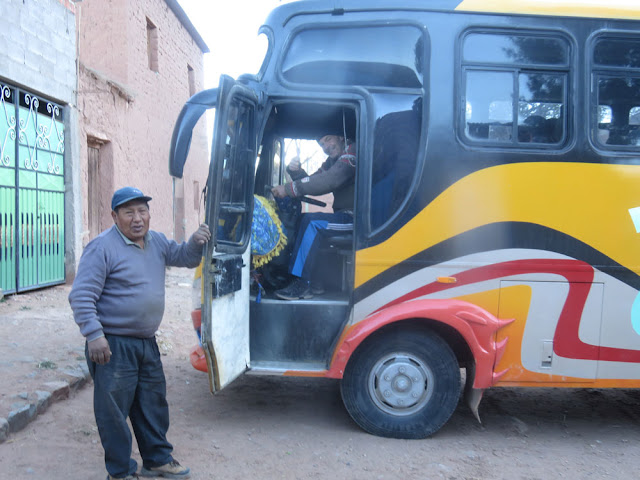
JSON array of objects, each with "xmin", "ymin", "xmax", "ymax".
[{"xmin": 377, "ymin": 259, "xmax": 640, "ymax": 363}]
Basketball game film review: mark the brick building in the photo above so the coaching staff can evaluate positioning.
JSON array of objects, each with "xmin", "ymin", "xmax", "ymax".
[
  {"xmin": 77, "ymin": 0, "xmax": 210, "ymax": 246},
  {"xmin": 0, "ymin": 0, "xmax": 209, "ymax": 294}
]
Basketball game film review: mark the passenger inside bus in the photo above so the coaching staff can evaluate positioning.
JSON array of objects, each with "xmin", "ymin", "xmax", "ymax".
[
  {"xmin": 597, "ymin": 77, "xmax": 640, "ymax": 146},
  {"xmin": 271, "ymin": 133, "xmax": 356, "ymax": 300},
  {"xmin": 518, "ymin": 115, "xmax": 553, "ymax": 143}
]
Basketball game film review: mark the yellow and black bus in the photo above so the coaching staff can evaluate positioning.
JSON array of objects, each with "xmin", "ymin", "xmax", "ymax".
[{"xmin": 170, "ymin": 0, "xmax": 640, "ymax": 438}]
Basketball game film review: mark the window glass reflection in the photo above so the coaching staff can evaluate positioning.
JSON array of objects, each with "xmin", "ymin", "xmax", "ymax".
[
  {"xmin": 370, "ymin": 94, "xmax": 422, "ymax": 230},
  {"xmin": 594, "ymin": 38, "xmax": 640, "ymax": 68},
  {"xmin": 464, "ymin": 33, "xmax": 568, "ymax": 65},
  {"xmin": 596, "ymin": 76, "xmax": 640, "ymax": 146},
  {"xmin": 462, "ymin": 32, "xmax": 568, "ymax": 147},
  {"xmin": 465, "ymin": 71, "xmax": 513, "ymax": 142},
  {"xmin": 282, "ymin": 26, "xmax": 424, "ymax": 88},
  {"xmin": 465, "ymin": 71, "xmax": 566, "ymax": 144},
  {"xmin": 217, "ymin": 211, "xmax": 246, "ymax": 244},
  {"xmin": 217, "ymin": 98, "xmax": 253, "ymax": 246},
  {"xmin": 272, "ymin": 141, "xmax": 282, "ymax": 187},
  {"xmin": 517, "ymin": 73, "xmax": 564, "ymax": 144},
  {"xmin": 220, "ymin": 103, "xmax": 238, "ymax": 204}
]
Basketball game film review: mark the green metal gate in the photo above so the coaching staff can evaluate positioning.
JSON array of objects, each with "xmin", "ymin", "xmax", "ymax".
[{"xmin": 0, "ymin": 82, "xmax": 65, "ymax": 294}]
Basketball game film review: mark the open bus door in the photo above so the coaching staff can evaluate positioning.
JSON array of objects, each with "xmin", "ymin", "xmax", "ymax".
[{"xmin": 170, "ymin": 75, "xmax": 261, "ymax": 392}]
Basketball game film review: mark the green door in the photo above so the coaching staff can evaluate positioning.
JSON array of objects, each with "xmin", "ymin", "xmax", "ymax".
[{"xmin": 0, "ymin": 83, "xmax": 65, "ymax": 294}]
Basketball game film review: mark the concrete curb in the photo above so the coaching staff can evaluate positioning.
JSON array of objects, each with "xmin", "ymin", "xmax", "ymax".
[{"xmin": 0, "ymin": 362, "xmax": 91, "ymax": 443}]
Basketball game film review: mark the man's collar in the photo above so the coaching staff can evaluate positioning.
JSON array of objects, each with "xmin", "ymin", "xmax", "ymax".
[{"xmin": 114, "ymin": 225, "xmax": 152, "ymax": 249}]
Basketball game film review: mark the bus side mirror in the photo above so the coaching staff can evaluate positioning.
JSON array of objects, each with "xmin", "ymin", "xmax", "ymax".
[{"xmin": 169, "ymin": 88, "xmax": 219, "ymax": 178}]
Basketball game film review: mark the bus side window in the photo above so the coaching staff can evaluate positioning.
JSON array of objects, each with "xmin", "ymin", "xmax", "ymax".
[
  {"xmin": 370, "ymin": 97, "xmax": 422, "ymax": 231},
  {"xmin": 592, "ymin": 36, "xmax": 640, "ymax": 148},
  {"xmin": 596, "ymin": 80, "xmax": 640, "ymax": 147},
  {"xmin": 462, "ymin": 31, "xmax": 569, "ymax": 148},
  {"xmin": 217, "ymin": 99, "xmax": 254, "ymax": 247},
  {"xmin": 465, "ymin": 71, "xmax": 514, "ymax": 142}
]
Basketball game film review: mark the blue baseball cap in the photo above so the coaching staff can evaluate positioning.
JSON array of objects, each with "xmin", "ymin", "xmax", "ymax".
[{"xmin": 111, "ymin": 187, "xmax": 153, "ymax": 210}]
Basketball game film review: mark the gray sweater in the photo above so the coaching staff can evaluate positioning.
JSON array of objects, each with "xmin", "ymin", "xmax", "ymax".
[{"xmin": 69, "ymin": 225, "xmax": 203, "ymax": 342}]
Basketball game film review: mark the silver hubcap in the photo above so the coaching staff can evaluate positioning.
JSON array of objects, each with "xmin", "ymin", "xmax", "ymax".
[{"xmin": 368, "ymin": 352, "xmax": 434, "ymax": 416}]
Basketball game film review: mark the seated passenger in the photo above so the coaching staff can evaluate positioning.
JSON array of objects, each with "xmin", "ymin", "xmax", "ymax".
[
  {"xmin": 520, "ymin": 115, "xmax": 551, "ymax": 143},
  {"xmin": 271, "ymin": 133, "xmax": 356, "ymax": 300}
]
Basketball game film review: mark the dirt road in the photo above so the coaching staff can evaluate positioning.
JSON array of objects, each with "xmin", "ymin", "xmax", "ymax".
[{"xmin": 1, "ymin": 269, "xmax": 639, "ymax": 479}]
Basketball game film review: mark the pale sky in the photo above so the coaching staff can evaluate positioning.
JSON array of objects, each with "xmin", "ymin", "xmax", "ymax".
[
  {"xmin": 177, "ymin": 0, "xmax": 291, "ymax": 88},
  {"xmin": 175, "ymin": 0, "xmax": 324, "ymax": 172}
]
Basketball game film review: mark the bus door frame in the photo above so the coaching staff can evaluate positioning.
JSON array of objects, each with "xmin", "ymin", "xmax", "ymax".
[{"xmin": 200, "ymin": 76, "xmax": 263, "ymax": 392}]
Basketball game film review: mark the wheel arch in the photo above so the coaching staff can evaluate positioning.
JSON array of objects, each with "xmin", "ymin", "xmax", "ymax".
[
  {"xmin": 343, "ymin": 319, "xmax": 473, "ymax": 368},
  {"xmin": 327, "ymin": 299, "xmax": 513, "ymax": 389}
]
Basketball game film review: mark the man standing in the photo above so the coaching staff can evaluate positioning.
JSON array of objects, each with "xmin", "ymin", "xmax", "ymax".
[
  {"xmin": 69, "ymin": 187, "xmax": 210, "ymax": 480},
  {"xmin": 271, "ymin": 134, "xmax": 356, "ymax": 300}
]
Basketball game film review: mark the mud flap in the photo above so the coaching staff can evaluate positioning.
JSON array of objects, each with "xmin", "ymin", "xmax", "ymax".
[{"xmin": 464, "ymin": 362, "xmax": 483, "ymax": 423}]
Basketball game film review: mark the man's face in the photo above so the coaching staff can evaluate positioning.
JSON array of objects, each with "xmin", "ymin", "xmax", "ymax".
[
  {"xmin": 111, "ymin": 200, "xmax": 150, "ymax": 243},
  {"xmin": 318, "ymin": 135, "xmax": 345, "ymax": 159}
]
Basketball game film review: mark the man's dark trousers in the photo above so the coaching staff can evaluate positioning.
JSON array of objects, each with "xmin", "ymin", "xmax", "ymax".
[{"xmin": 86, "ymin": 334, "xmax": 175, "ymax": 478}]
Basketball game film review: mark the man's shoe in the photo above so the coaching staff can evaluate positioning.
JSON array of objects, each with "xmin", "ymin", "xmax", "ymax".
[
  {"xmin": 274, "ymin": 278, "xmax": 313, "ymax": 300},
  {"xmin": 140, "ymin": 460, "xmax": 190, "ymax": 479},
  {"xmin": 311, "ymin": 281, "xmax": 325, "ymax": 295},
  {"xmin": 107, "ymin": 474, "xmax": 138, "ymax": 480}
]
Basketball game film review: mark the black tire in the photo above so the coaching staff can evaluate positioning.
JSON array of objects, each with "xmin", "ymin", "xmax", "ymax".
[{"xmin": 340, "ymin": 327, "xmax": 460, "ymax": 439}]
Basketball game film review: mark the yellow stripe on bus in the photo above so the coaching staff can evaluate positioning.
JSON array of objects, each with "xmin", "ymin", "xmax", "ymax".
[
  {"xmin": 356, "ymin": 162, "xmax": 640, "ymax": 288},
  {"xmin": 455, "ymin": 0, "xmax": 640, "ymax": 20}
]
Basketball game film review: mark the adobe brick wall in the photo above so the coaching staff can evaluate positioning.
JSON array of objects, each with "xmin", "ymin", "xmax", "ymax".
[
  {"xmin": 77, "ymin": 0, "xmax": 129, "ymax": 86},
  {"xmin": 77, "ymin": 0, "xmax": 209, "ymax": 246}
]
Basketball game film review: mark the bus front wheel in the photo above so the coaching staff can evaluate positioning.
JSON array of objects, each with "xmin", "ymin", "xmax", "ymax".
[{"xmin": 340, "ymin": 327, "xmax": 460, "ymax": 439}]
